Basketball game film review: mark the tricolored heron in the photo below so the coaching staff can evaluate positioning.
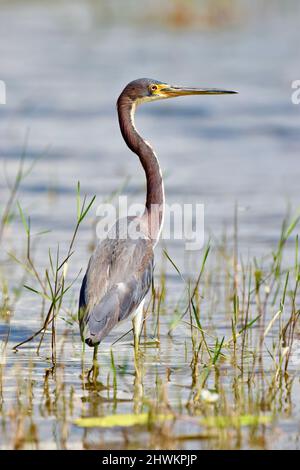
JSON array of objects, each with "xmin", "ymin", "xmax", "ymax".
[{"xmin": 78, "ymin": 78, "xmax": 236, "ymax": 369}]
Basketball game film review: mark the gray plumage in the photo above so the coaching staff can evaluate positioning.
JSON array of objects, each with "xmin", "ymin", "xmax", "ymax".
[{"xmin": 79, "ymin": 218, "xmax": 153, "ymax": 346}]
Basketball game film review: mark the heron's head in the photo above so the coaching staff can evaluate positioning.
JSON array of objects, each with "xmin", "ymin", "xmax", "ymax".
[{"xmin": 120, "ymin": 78, "xmax": 237, "ymax": 105}]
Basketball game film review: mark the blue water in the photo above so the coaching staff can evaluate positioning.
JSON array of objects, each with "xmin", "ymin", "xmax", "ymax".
[{"xmin": 0, "ymin": 1, "xmax": 300, "ymax": 449}]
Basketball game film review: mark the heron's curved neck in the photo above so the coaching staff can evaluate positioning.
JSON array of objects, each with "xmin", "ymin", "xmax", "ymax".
[{"xmin": 117, "ymin": 94, "xmax": 165, "ymax": 243}]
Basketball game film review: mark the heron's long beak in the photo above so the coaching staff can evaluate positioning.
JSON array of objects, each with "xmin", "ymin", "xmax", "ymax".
[{"xmin": 159, "ymin": 85, "xmax": 238, "ymax": 98}]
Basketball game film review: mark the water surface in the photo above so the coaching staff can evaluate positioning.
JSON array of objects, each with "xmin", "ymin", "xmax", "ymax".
[{"xmin": 0, "ymin": 1, "xmax": 300, "ymax": 450}]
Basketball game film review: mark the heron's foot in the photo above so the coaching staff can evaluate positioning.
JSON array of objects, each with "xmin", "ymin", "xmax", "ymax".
[
  {"xmin": 87, "ymin": 362, "xmax": 99, "ymax": 384},
  {"xmin": 84, "ymin": 365, "xmax": 106, "ymax": 391},
  {"xmin": 132, "ymin": 341, "xmax": 145, "ymax": 360},
  {"xmin": 86, "ymin": 345, "xmax": 99, "ymax": 384},
  {"xmin": 133, "ymin": 335, "xmax": 138, "ymax": 353},
  {"xmin": 133, "ymin": 342, "xmax": 144, "ymax": 380}
]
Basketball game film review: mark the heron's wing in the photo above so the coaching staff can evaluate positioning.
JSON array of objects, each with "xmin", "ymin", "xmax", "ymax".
[{"xmin": 79, "ymin": 235, "xmax": 153, "ymax": 345}]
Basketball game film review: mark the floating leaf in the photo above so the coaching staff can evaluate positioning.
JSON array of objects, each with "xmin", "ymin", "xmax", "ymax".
[
  {"xmin": 74, "ymin": 413, "xmax": 172, "ymax": 428},
  {"xmin": 199, "ymin": 414, "xmax": 272, "ymax": 428}
]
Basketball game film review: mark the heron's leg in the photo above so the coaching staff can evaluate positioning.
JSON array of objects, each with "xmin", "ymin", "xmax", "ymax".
[
  {"xmin": 87, "ymin": 345, "xmax": 99, "ymax": 383},
  {"xmin": 132, "ymin": 300, "xmax": 144, "ymax": 355}
]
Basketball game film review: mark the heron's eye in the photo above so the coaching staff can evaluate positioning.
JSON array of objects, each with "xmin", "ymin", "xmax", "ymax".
[{"xmin": 150, "ymin": 84, "xmax": 158, "ymax": 92}]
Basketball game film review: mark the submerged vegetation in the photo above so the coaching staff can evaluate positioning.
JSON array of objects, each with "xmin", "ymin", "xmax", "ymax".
[{"xmin": 0, "ymin": 156, "xmax": 299, "ymax": 450}]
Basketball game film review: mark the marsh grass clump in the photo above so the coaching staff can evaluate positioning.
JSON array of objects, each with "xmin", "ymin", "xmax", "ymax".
[
  {"xmin": 1, "ymin": 183, "xmax": 300, "ymax": 449},
  {"xmin": 0, "ymin": 140, "xmax": 45, "ymax": 326},
  {"xmin": 12, "ymin": 182, "xmax": 95, "ymax": 365},
  {"xmin": 153, "ymin": 208, "xmax": 300, "ymax": 446}
]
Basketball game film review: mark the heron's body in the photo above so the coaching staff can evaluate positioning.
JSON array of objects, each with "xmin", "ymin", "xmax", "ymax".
[
  {"xmin": 79, "ymin": 218, "xmax": 153, "ymax": 346},
  {"xmin": 78, "ymin": 78, "xmax": 236, "ymax": 353}
]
